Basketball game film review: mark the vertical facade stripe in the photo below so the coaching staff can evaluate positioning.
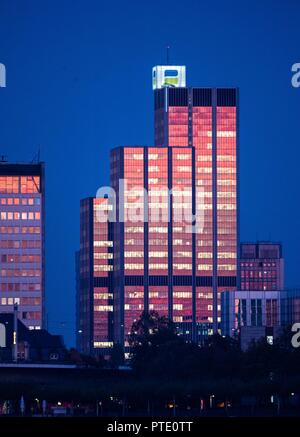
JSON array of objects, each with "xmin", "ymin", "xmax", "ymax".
[
  {"xmin": 144, "ymin": 147, "xmax": 149, "ymax": 312},
  {"xmin": 168, "ymin": 146, "xmax": 173, "ymax": 320},
  {"xmin": 212, "ymin": 88, "xmax": 218, "ymax": 334},
  {"xmin": 89, "ymin": 197, "xmax": 94, "ymax": 353},
  {"xmin": 119, "ymin": 148, "xmax": 125, "ymax": 346},
  {"xmin": 191, "ymin": 145, "xmax": 197, "ymax": 342},
  {"xmin": 164, "ymin": 87, "xmax": 169, "ymax": 147},
  {"xmin": 189, "ymin": 88, "xmax": 197, "ymax": 341},
  {"xmin": 236, "ymin": 89, "xmax": 241, "ymax": 290}
]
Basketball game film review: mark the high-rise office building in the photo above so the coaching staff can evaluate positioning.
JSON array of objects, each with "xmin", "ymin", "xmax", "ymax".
[
  {"xmin": 111, "ymin": 145, "xmax": 195, "ymax": 346},
  {"xmin": 78, "ymin": 65, "xmax": 239, "ymax": 353},
  {"xmin": 111, "ymin": 67, "xmax": 238, "ymax": 347},
  {"xmin": 154, "ymin": 71, "xmax": 238, "ymax": 334},
  {"xmin": 239, "ymin": 242, "xmax": 284, "ymax": 291},
  {"xmin": 0, "ymin": 161, "xmax": 45, "ymax": 330},
  {"xmin": 78, "ymin": 197, "xmax": 113, "ymax": 355}
]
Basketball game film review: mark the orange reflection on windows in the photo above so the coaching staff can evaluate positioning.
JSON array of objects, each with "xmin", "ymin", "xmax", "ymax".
[
  {"xmin": 0, "ymin": 176, "xmax": 19, "ymax": 193},
  {"xmin": 168, "ymin": 107, "xmax": 188, "ymax": 146},
  {"xmin": 20, "ymin": 176, "xmax": 40, "ymax": 193}
]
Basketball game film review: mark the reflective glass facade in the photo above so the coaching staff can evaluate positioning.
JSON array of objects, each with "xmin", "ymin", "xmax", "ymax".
[
  {"xmin": 154, "ymin": 87, "xmax": 238, "ymax": 335},
  {"xmin": 81, "ymin": 81, "xmax": 238, "ymax": 351},
  {"xmin": 0, "ymin": 163, "xmax": 45, "ymax": 330},
  {"xmin": 78, "ymin": 197, "xmax": 113, "ymax": 355},
  {"xmin": 148, "ymin": 147, "xmax": 169, "ymax": 318}
]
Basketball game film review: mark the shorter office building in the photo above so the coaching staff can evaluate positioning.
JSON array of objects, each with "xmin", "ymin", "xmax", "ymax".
[
  {"xmin": 77, "ymin": 197, "xmax": 113, "ymax": 357},
  {"xmin": 239, "ymin": 242, "xmax": 284, "ymax": 291},
  {"xmin": 0, "ymin": 161, "xmax": 45, "ymax": 329},
  {"xmin": 221, "ymin": 289, "xmax": 300, "ymax": 350}
]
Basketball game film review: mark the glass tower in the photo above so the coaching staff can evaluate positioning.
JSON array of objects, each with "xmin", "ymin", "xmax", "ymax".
[
  {"xmin": 78, "ymin": 197, "xmax": 113, "ymax": 355},
  {"xmin": 79, "ymin": 66, "xmax": 239, "ymax": 353},
  {"xmin": 154, "ymin": 84, "xmax": 238, "ymax": 335},
  {"xmin": 0, "ymin": 162, "xmax": 45, "ymax": 330}
]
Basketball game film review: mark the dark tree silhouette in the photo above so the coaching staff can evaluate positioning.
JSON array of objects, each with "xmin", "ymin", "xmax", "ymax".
[
  {"xmin": 129, "ymin": 310, "xmax": 177, "ymax": 349},
  {"xmin": 109, "ymin": 343, "xmax": 124, "ymax": 368}
]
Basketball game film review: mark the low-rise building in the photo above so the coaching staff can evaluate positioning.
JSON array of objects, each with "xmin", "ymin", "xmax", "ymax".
[
  {"xmin": 0, "ymin": 312, "xmax": 67, "ymax": 363},
  {"xmin": 221, "ymin": 289, "xmax": 300, "ymax": 350}
]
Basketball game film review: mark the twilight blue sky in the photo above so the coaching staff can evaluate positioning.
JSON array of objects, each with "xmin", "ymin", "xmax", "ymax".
[{"xmin": 0, "ymin": 0, "xmax": 299, "ymax": 346}]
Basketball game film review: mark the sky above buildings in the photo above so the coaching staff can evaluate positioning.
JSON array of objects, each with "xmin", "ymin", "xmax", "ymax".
[{"xmin": 0, "ymin": 0, "xmax": 299, "ymax": 346}]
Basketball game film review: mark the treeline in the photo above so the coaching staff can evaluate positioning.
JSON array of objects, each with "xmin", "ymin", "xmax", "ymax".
[
  {"xmin": 1, "ymin": 311, "xmax": 300, "ymax": 408},
  {"xmin": 127, "ymin": 311, "xmax": 300, "ymax": 382}
]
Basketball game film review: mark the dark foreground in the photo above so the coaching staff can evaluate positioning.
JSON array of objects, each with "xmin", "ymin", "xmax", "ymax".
[{"xmin": 0, "ymin": 366, "xmax": 300, "ymax": 417}]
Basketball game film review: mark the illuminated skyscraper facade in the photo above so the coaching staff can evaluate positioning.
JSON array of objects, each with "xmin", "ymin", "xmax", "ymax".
[
  {"xmin": 154, "ymin": 84, "xmax": 238, "ymax": 334},
  {"xmin": 111, "ymin": 146, "xmax": 195, "ymax": 346},
  {"xmin": 78, "ymin": 66, "xmax": 239, "ymax": 353},
  {"xmin": 112, "ymin": 99, "xmax": 238, "ymax": 347},
  {"xmin": 78, "ymin": 197, "xmax": 113, "ymax": 355},
  {"xmin": 0, "ymin": 162, "xmax": 45, "ymax": 330}
]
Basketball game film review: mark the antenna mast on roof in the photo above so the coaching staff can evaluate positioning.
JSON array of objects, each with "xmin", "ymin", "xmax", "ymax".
[
  {"xmin": 166, "ymin": 45, "xmax": 170, "ymax": 65},
  {"xmin": 31, "ymin": 147, "xmax": 41, "ymax": 163}
]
